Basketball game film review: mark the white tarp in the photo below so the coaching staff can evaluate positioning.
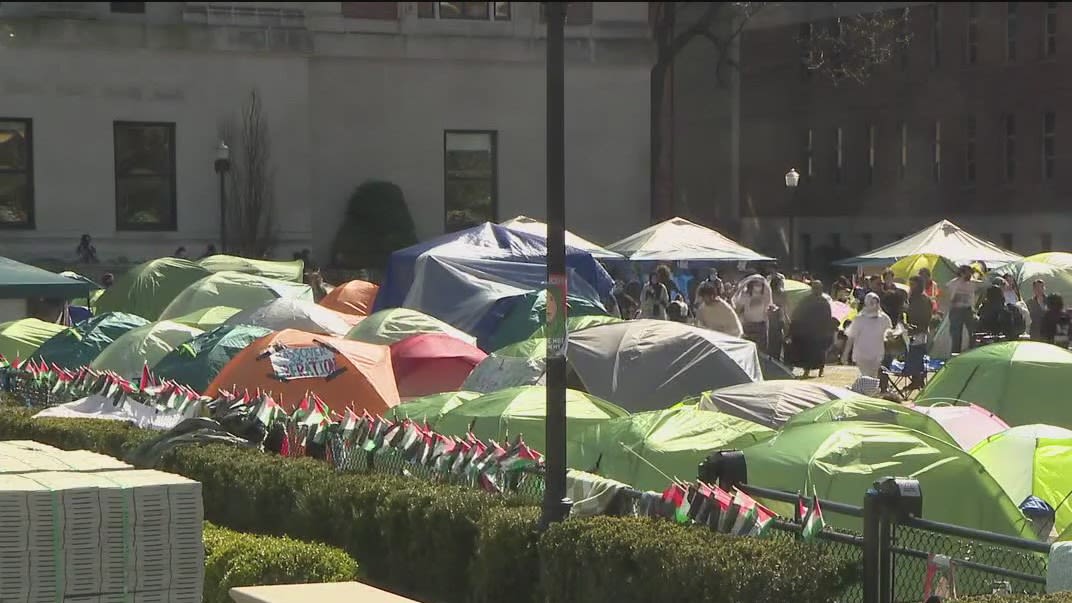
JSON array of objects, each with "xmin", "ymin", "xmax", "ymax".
[
  {"xmin": 269, "ymin": 345, "xmax": 337, "ymax": 380},
  {"xmin": 227, "ymin": 298, "xmax": 352, "ymax": 336},
  {"xmin": 836, "ymin": 220, "xmax": 1023, "ymax": 267},
  {"xmin": 34, "ymin": 395, "xmax": 184, "ymax": 431},
  {"xmin": 607, "ymin": 217, "xmax": 774, "ymax": 263},
  {"xmin": 500, "ymin": 216, "xmax": 623, "ymax": 260}
]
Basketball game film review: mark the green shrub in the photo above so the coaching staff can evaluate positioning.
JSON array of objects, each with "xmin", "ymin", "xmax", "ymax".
[
  {"xmin": 203, "ymin": 522, "xmax": 358, "ymax": 603},
  {"xmin": 539, "ymin": 516, "xmax": 859, "ymax": 603},
  {"xmin": 966, "ymin": 597, "xmax": 1072, "ymax": 603},
  {"xmin": 0, "ymin": 410, "xmax": 861, "ymax": 603},
  {"xmin": 331, "ymin": 180, "xmax": 418, "ymax": 270}
]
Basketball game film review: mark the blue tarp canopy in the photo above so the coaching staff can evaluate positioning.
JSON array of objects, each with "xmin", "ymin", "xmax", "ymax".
[{"xmin": 375, "ymin": 223, "xmax": 612, "ymax": 338}]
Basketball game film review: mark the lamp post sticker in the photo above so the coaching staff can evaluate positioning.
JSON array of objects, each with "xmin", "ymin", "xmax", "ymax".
[
  {"xmin": 270, "ymin": 345, "xmax": 337, "ymax": 380},
  {"xmin": 547, "ymin": 273, "xmax": 568, "ymax": 359}
]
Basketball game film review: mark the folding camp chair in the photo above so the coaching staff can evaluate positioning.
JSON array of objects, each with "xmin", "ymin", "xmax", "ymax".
[{"xmin": 882, "ymin": 356, "xmax": 944, "ymax": 400}]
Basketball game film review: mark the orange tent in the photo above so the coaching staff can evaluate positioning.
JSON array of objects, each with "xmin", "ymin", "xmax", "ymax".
[
  {"xmin": 320, "ymin": 280, "xmax": 380, "ymax": 316},
  {"xmin": 204, "ymin": 329, "xmax": 400, "ymax": 415}
]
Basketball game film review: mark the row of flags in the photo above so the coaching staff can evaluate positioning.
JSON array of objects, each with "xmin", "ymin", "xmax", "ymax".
[{"xmin": 658, "ymin": 481, "xmax": 826, "ymax": 541}]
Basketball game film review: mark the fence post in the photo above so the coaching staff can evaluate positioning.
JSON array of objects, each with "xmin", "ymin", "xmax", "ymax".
[
  {"xmin": 873, "ymin": 477, "xmax": 923, "ymax": 603},
  {"xmin": 863, "ymin": 487, "xmax": 882, "ymax": 603}
]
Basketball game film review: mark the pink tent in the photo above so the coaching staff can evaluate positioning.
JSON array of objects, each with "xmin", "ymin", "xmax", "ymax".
[
  {"xmin": 389, "ymin": 333, "xmax": 487, "ymax": 400},
  {"xmin": 907, "ymin": 403, "xmax": 1009, "ymax": 450}
]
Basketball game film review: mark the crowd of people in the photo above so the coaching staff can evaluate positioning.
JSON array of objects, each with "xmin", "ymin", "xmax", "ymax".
[{"xmin": 609, "ymin": 261, "xmax": 1072, "ymax": 392}]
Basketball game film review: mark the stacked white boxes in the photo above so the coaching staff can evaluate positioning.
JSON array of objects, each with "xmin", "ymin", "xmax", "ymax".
[{"xmin": 0, "ymin": 442, "xmax": 204, "ymax": 603}]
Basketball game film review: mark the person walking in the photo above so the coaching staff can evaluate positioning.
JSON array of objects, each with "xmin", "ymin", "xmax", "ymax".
[
  {"xmin": 1027, "ymin": 279, "xmax": 1048, "ymax": 341},
  {"xmin": 790, "ymin": 280, "xmax": 835, "ymax": 379},
  {"xmin": 904, "ymin": 275, "xmax": 934, "ymax": 390},
  {"xmin": 734, "ymin": 274, "xmax": 772, "ymax": 353},
  {"xmin": 945, "ymin": 265, "xmax": 983, "ymax": 354},
  {"xmin": 695, "ymin": 282, "xmax": 743, "ymax": 337},
  {"xmin": 842, "ymin": 292, "xmax": 892, "ymax": 379}
]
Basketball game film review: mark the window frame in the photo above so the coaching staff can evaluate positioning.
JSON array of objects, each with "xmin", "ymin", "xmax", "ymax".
[
  {"xmin": 965, "ymin": 115, "xmax": 977, "ymax": 185},
  {"xmin": 1046, "ymin": 2, "xmax": 1058, "ymax": 58},
  {"xmin": 967, "ymin": 2, "xmax": 980, "ymax": 65},
  {"xmin": 931, "ymin": 4, "xmax": 942, "ymax": 67},
  {"xmin": 932, "ymin": 120, "xmax": 942, "ymax": 182},
  {"xmin": 0, "ymin": 117, "xmax": 34, "ymax": 230},
  {"xmin": 1005, "ymin": 113, "xmax": 1017, "ymax": 182},
  {"xmin": 1006, "ymin": 2, "xmax": 1018, "ymax": 62},
  {"xmin": 1044, "ymin": 111, "xmax": 1057, "ymax": 180},
  {"xmin": 899, "ymin": 121, "xmax": 908, "ymax": 179},
  {"xmin": 805, "ymin": 128, "xmax": 815, "ymax": 177},
  {"xmin": 867, "ymin": 123, "xmax": 876, "ymax": 186},
  {"xmin": 443, "ymin": 129, "xmax": 498, "ymax": 233},
  {"xmin": 113, "ymin": 120, "xmax": 178, "ymax": 232},
  {"xmin": 834, "ymin": 126, "xmax": 844, "ymax": 185},
  {"xmin": 419, "ymin": 2, "xmax": 510, "ymax": 21}
]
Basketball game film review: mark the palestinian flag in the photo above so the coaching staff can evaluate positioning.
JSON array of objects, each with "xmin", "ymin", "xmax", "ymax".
[
  {"xmin": 292, "ymin": 394, "xmax": 312, "ymax": 422},
  {"xmin": 255, "ymin": 396, "xmax": 286, "ymax": 428},
  {"xmin": 751, "ymin": 503, "xmax": 777, "ymax": 537},
  {"xmin": 801, "ymin": 495, "xmax": 826, "ymax": 541},
  {"xmin": 706, "ymin": 485, "xmax": 734, "ymax": 533},
  {"xmin": 139, "ymin": 362, "xmax": 155, "ymax": 391},
  {"xmin": 499, "ymin": 441, "xmax": 542, "ymax": 473},
  {"xmin": 797, "ymin": 493, "xmax": 809, "ymax": 522},
  {"xmin": 398, "ymin": 421, "xmax": 425, "ymax": 453},
  {"xmin": 661, "ymin": 483, "xmax": 690, "ymax": 524},
  {"xmin": 429, "ymin": 434, "xmax": 458, "ymax": 470},
  {"xmin": 689, "ymin": 483, "xmax": 714, "ymax": 523},
  {"xmin": 728, "ymin": 488, "xmax": 758, "ymax": 536},
  {"xmin": 339, "ymin": 409, "xmax": 360, "ymax": 443}
]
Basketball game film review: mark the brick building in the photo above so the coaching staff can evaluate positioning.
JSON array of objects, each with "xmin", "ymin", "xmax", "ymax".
[{"xmin": 735, "ymin": 2, "xmax": 1072, "ymax": 270}]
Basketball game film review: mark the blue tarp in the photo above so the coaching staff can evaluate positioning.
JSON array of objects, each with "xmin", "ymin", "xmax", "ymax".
[{"xmin": 375, "ymin": 224, "xmax": 613, "ymax": 334}]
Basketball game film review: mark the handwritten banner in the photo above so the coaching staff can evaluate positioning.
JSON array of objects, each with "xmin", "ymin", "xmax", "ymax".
[{"xmin": 270, "ymin": 346, "xmax": 337, "ymax": 380}]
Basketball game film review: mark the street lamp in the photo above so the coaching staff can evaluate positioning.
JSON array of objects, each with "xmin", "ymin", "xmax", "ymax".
[
  {"xmin": 214, "ymin": 142, "xmax": 231, "ymax": 253},
  {"xmin": 784, "ymin": 168, "xmax": 800, "ymax": 270}
]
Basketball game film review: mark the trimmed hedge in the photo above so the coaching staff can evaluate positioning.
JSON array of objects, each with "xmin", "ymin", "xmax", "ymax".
[
  {"xmin": 203, "ymin": 522, "xmax": 358, "ymax": 603},
  {"xmin": 966, "ymin": 597, "xmax": 1072, "ymax": 603},
  {"xmin": 0, "ymin": 409, "xmax": 860, "ymax": 603}
]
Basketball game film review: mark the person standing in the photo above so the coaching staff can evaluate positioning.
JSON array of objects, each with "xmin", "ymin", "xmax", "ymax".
[
  {"xmin": 768, "ymin": 275, "xmax": 790, "ymax": 361},
  {"xmin": 639, "ymin": 271, "xmax": 670, "ymax": 320},
  {"xmin": 790, "ymin": 280, "xmax": 835, "ymax": 379},
  {"xmin": 695, "ymin": 282, "xmax": 743, "ymax": 337},
  {"xmin": 1041, "ymin": 293, "xmax": 1071, "ymax": 348},
  {"xmin": 734, "ymin": 275, "xmax": 772, "ymax": 353},
  {"xmin": 945, "ymin": 265, "xmax": 983, "ymax": 354},
  {"xmin": 1027, "ymin": 279, "xmax": 1048, "ymax": 341},
  {"xmin": 842, "ymin": 292, "xmax": 892, "ymax": 379},
  {"xmin": 904, "ymin": 276, "xmax": 934, "ymax": 390},
  {"xmin": 919, "ymin": 267, "xmax": 940, "ymax": 312}
]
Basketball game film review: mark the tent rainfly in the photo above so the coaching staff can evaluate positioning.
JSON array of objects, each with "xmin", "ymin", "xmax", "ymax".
[
  {"xmin": 500, "ymin": 215, "xmax": 623, "ymax": 260},
  {"xmin": 606, "ymin": 217, "xmax": 774, "ymax": 263},
  {"xmin": 835, "ymin": 220, "xmax": 1022, "ymax": 267}
]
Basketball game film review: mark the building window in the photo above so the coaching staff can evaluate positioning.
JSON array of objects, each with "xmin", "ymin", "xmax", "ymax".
[
  {"xmin": 110, "ymin": 2, "xmax": 145, "ymax": 13},
  {"xmin": 444, "ymin": 131, "xmax": 497, "ymax": 232},
  {"xmin": 867, "ymin": 124, "xmax": 876, "ymax": 186},
  {"xmin": 834, "ymin": 127, "xmax": 843, "ymax": 184},
  {"xmin": 0, "ymin": 118, "xmax": 33, "ymax": 228},
  {"xmin": 1046, "ymin": 2, "xmax": 1058, "ymax": 58},
  {"xmin": 114, "ymin": 122, "xmax": 176, "ymax": 231},
  {"xmin": 1042, "ymin": 232, "xmax": 1054, "ymax": 252},
  {"xmin": 539, "ymin": 2, "xmax": 592, "ymax": 25},
  {"xmin": 965, "ymin": 115, "xmax": 977, "ymax": 184},
  {"xmin": 932, "ymin": 120, "xmax": 942, "ymax": 182},
  {"xmin": 1044, "ymin": 111, "xmax": 1057, "ymax": 180},
  {"xmin": 800, "ymin": 23, "xmax": 814, "ymax": 79},
  {"xmin": 1007, "ymin": 3, "xmax": 1018, "ymax": 61},
  {"xmin": 1001, "ymin": 233, "xmax": 1014, "ymax": 251},
  {"xmin": 899, "ymin": 8, "xmax": 910, "ymax": 71},
  {"xmin": 1005, "ymin": 114, "xmax": 1017, "ymax": 182},
  {"xmin": 342, "ymin": 2, "xmax": 398, "ymax": 19},
  {"xmin": 967, "ymin": 2, "xmax": 980, "ymax": 65},
  {"xmin": 419, "ymin": 2, "xmax": 510, "ymax": 21},
  {"xmin": 932, "ymin": 4, "xmax": 942, "ymax": 67},
  {"xmin": 899, "ymin": 121, "xmax": 908, "ymax": 179},
  {"xmin": 805, "ymin": 128, "xmax": 814, "ymax": 177}
]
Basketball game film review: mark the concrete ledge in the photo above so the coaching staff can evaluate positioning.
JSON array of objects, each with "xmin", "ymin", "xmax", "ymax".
[{"xmin": 230, "ymin": 582, "xmax": 420, "ymax": 603}]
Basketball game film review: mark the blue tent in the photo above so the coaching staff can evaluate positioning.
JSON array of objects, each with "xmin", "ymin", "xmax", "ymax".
[{"xmin": 375, "ymin": 223, "xmax": 612, "ymax": 338}]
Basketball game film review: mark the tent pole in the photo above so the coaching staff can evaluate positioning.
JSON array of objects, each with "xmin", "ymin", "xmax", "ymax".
[{"xmin": 541, "ymin": 1, "xmax": 571, "ymax": 529}]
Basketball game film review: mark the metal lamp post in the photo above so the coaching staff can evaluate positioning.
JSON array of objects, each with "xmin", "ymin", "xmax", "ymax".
[
  {"xmin": 214, "ymin": 141, "xmax": 231, "ymax": 253},
  {"xmin": 784, "ymin": 168, "xmax": 800, "ymax": 270},
  {"xmin": 540, "ymin": 1, "xmax": 570, "ymax": 530}
]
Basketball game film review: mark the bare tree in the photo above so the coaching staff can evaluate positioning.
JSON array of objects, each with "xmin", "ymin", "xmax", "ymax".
[
  {"xmin": 649, "ymin": 2, "xmax": 911, "ymax": 220},
  {"xmin": 217, "ymin": 89, "xmax": 277, "ymax": 257}
]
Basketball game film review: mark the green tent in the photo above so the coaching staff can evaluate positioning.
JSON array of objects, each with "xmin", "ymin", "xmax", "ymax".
[
  {"xmin": 890, "ymin": 253, "xmax": 958, "ymax": 286},
  {"xmin": 153, "ymin": 324, "xmax": 272, "ymax": 392},
  {"xmin": 531, "ymin": 314, "xmax": 622, "ymax": 340},
  {"xmin": 741, "ymin": 421, "xmax": 1031, "ymax": 537},
  {"xmin": 90, "ymin": 320, "xmax": 204, "ymax": 379},
  {"xmin": 486, "ymin": 291, "xmax": 611, "ymax": 351},
  {"xmin": 34, "ymin": 312, "xmax": 149, "ymax": 369},
  {"xmin": 0, "ymin": 256, "xmax": 96, "ymax": 299},
  {"xmin": 170, "ymin": 306, "xmax": 242, "ymax": 331},
  {"xmin": 436, "ymin": 386, "xmax": 629, "ymax": 455},
  {"xmin": 971, "ymin": 424, "xmax": 1072, "ymax": 534},
  {"xmin": 567, "ymin": 407, "xmax": 774, "ymax": 491},
  {"xmin": 782, "ymin": 396, "xmax": 958, "ymax": 446},
  {"xmin": 197, "ymin": 254, "xmax": 304, "ymax": 282},
  {"xmin": 461, "ymin": 337, "xmax": 548, "ymax": 393},
  {"xmin": 158, "ymin": 271, "xmax": 312, "ymax": 321},
  {"xmin": 992, "ymin": 260, "xmax": 1072, "ymax": 301},
  {"xmin": 1025, "ymin": 252, "xmax": 1072, "ymax": 271},
  {"xmin": 385, "ymin": 391, "xmax": 482, "ymax": 426},
  {"xmin": 345, "ymin": 308, "xmax": 476, "ymax": 346},
  {"xmin": 93, "ymin": 258, "xmax": 212, "ymax": 320},
  {"xmin": 0, "ymin": 318, "xmax": 66, "ymax": 362},
  {"xmin": 917, "ymin": 342, "xmax": 1072, "ymax": 427}
]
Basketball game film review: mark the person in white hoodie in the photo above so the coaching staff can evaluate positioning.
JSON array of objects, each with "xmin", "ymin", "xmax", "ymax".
[{"xmin": 842, "ymin": 292, "xmax": 893, "ymax": 379}]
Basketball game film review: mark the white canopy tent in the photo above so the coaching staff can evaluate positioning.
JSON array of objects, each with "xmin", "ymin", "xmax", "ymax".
[
  {"xmin": 835, "ymin": 220, "xmax": 1022, "ymax": 267},
  {"xmin": 607, "ymin": 217, "xmax": 774, "ymax": 263},
  {"xmin": 499, "ymin": 215, "xmax": 623, "ymax": 260}
]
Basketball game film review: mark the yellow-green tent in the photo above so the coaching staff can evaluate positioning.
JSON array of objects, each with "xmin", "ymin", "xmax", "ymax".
[
  {"xmin": 890, "ymin": 253, "xmax": 958, "ymax": 285},
  {"xmin": 1025, "ymin": 252, "xmax": 1072, "ymax": 270},
  {"xmin": 0, "ymin": 318, "xmax": 66, "ymax": 362},
  {"xmin": 197, "ymin": 255, "xmax": 304, "ymax": 283},
  {"xmin": 90, "ymin": 320, "xmax": 203, "ymax": 379},
  {"xmin": 158, "ymin": 272, "xmax": 312, "ymax": 321},
  {"xmin": 170, "ymin": 306, "xmax": 242, "ymax": 331}
]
